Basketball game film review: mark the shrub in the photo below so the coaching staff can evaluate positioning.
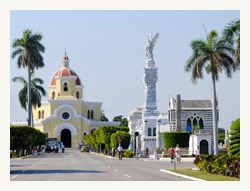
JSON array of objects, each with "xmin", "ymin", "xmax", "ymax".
[
  {"xmin": 194, "ymin": 154, "xmax": 240, "ymax": 178},
  {"xmin": 163, "ymin": 131, "xmax": 190, "ymax": 148},
  {"xmin": 228, "ymin": 118, "xmax": 240, "ymax": 157},
  {"xmin": 123, "ymin": 150, "xmax": 134, "ymax": 158}
]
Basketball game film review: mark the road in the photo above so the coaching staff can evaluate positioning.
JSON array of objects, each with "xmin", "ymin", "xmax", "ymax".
[{"xmin": 10, "ymin": 148, "xmax": 197, "ymax": 181}]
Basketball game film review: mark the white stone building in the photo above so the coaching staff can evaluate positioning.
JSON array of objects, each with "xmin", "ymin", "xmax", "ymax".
[
  {"xmin": 168, "ymin": 94, "xmax": 218, "ymax": 154},
  {"xmin": 128, "ymin": 33, "xmax": 170, "ymax": 156}
]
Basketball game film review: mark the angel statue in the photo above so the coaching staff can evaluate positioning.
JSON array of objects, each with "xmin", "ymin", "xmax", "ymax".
[{"xmin": 145, "ymin": 32, "xmax": 160, "ymax": 61}]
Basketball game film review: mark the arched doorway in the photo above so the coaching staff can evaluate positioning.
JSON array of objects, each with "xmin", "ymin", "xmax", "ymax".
[
  {"xmin": 200, "ymin": 140, "xmax": 209, "ymax": 154},
  {"xmin": 61, "ymin": 129, "xmax": 71, "ymax": 147}
]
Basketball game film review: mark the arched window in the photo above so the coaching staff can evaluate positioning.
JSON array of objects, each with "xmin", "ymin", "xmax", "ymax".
[
  {"xmin": 38, "ymin": 111, "xmax": 41, "ymax": 119},
  {"xmin": 52, "ymin": 91, "xmax": 55, "ymax": 99},
  {"xmin": 87, "ymin": 109, "xmax": 94, "ymax": 119},
  {"xmin": 63, "ymin": 82, "xmax": 68, "ymax": 91},
  {"xmin": 91, "ymin": 110, "xmax": 94, "ymax": 119},
  {"xmin": 87, "ymin": 110, "xmax": 90, "ymax": 119},
  {"xmin": 199, "ymin": 118, "xmax": 204, "ymax": 129},
  {"xmin": 148, "ymin": 127, "xmax": 152, "ymax": 136},
  {"xmin": 193, "ymin": 118, "xmax": 197, "ymax": 126},
  {"xmin": 153, "ymin": 127, "xmax": 156, "ymax": 136},
  {"xmin": 83, "ymin": 132, "xmax": 87, "ymax": 140},
  {"xmin": 187, "ymin": 118, "xmax": 191, "ymax": 126},
  {"xmin": 76, "ymin": 91, "xmax": 79, "ymax": 99},
  {"xmin": 186, "ymin": 118, "xmax": 192, "ymax": 133}
]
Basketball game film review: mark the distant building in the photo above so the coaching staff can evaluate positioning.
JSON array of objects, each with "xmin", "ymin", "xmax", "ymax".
[
  {"xmin": 128, "ymin": 32, "xmax": 218, "ymax": 156},
  {"xmin": 11, "ymin": 52, "xmax": 120, "ymax": 147},
  {"xmin": 168, "ymin": 94, "xmax": 218, "ymax": 154},
  {"xmin": 128, "ymin": 33, "xmax": 170, "ymax": 156}
]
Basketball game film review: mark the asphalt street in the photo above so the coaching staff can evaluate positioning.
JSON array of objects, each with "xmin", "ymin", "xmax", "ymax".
[{"xmin": 10, "ymin": 148, "xmax": 198, "ymax": 181}]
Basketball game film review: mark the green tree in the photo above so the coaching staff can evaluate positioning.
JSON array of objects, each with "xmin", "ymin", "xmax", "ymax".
[
  {"xmin": 12, "ymin": 73, "xmax": 47, "ymax": 126},
  {"xmin": 218, "ymin": 128, "xmax": 226, "ymax": 145},
  {"xmin": 223, "ymin": 19, "xmax": 240, "ymax": 68},
  {"xmin": 113, "ymin": 115, "xmax": 128, "ymax": 127},
  {"xmin": 10, "ymin": 126, "xmax": 47, "ymax": 157},
  {"xmin": 100, "ymin": 113, "xmax": 109, "ymax": 121},
  {"xmin": 110, "ymin": 131, "xmax": 131, "ymax": 149},
  {"xmin": 228, "ymin": 118, "xmax": 240, "ymax": 157},
  {"xmin": 12, "ymin": 29, "xmax": 45, "ymax": 126},
  {"xmin": 185, "ymin": 30, "xmax": 235, "ymax": 155}
]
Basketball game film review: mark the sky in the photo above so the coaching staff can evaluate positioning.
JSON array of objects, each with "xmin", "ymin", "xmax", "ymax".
[{"xmin": 9, "ymin": 10, "xmax": 240, "ymax": 130}]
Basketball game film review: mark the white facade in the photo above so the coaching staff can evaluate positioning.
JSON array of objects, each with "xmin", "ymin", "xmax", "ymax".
[
  {"xmin": 128, "ymin": 33, "xmax": 170, "ymax": 156},
  {"xmin": 189, "ymin": 132, "xmax": 212, "ymax": 155}
]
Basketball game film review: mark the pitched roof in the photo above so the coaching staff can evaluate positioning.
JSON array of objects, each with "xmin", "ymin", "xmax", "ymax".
[{"xmin": 181, "ymin": 100, "xmax": 212, "ymax": 109}]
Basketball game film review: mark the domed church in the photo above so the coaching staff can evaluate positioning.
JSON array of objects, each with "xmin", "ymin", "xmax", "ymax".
[{"xmin": 31, "ymin": 52, "xmax": 120, "ymax": 147}]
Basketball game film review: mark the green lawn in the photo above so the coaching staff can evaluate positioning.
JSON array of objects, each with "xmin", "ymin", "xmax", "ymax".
[{"xmin": 167, "ymin": 168, "xmax": 240, "ymax": 181}]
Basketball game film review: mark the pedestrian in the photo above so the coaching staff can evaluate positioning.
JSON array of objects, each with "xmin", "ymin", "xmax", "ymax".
[
  {"xmin": 37, "ymin": 145, "xmax": 40, "ymax": 155},
  {"xmin": 117, "ymin": 145, "xmax": 124, "ymax": 160},
  {"xmin": 168, "ymin": 147, "xmax": 175, "ymax": 163},
  {"xmin": 54, "ymin": 145, "xmax": 57, "ymax": 153},
  {"xmin": 33, "ymin": 146, "xmax": 37, "ymax": 156},
  {"xmin": 61, "ymin": 144, "xmax": 65, "ymax": 153},
  {"xmin": 51, "ymin": 145, "xmax": 54, "ymax": 153},
  {"xmin": 175, "ymin": 144, "xmax": 181, "ymax": 163},
  {"xmin": 196, "ymin": 146, "xmax": 200, "ymax": 157}
]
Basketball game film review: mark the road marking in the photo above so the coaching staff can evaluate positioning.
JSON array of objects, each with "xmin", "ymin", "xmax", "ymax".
[
  {"xmin": 124, "ymin": 174, "xmax": 130, "ymax": 178},
  {"xmin": 11, "ymin": 175, "xmax": 18, "ymax": 179},
  {"xmin": 114, "ymin": 169, "xmax": 118, "ymax": 172},
  {"xmin": 107, "ymin": 166, "xmax": 110, "ymax": 168}
]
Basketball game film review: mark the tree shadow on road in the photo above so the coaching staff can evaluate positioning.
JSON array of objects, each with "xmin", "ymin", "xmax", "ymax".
[{"xmin": 10, "ymin": 169, "xmax": 105, "ymax": 175}]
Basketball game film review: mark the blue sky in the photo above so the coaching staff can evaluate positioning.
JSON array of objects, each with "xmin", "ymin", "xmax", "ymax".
[{"xmin": 9, "ymin": 10, "xmax": 240, "ymax": 129}]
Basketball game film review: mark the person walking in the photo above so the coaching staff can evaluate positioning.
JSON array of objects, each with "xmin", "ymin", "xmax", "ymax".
[
  {"xmin": 175, "ymin": 144, "xmax": 181, "ymax": 163},
  {"xmin": 61, "ymin": 144, "xmax": 65, "ymax": 153},
  {"xmin": 33, "ymin": 146, "xmax": 37, "ymax": 156},
  {"xmin": 196, "ymin": 146, "xmax": 200, "ymax": 157},
  {"xmin": 117, "ymin": 145, "xmax": 124, "ymax": 160},
  {"xmin": 168, "ymin": 147, "xmax": 175, "ymax": 163}
]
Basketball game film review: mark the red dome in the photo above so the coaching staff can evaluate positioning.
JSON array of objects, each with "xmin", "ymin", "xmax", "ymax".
[{"xmin": 49, "ymin": 68, "xmax": 82, "ymax": 86}]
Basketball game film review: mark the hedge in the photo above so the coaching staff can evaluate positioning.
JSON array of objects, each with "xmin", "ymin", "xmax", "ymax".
[{"xmin": 163, "ymin": 131, "xmax": 190, "ymax": 148}]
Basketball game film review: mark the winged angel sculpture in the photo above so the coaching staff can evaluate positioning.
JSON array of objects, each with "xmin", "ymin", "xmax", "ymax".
[{"xmin": 145, "ymin": 32, "xmax": 160, "ymax": 61}]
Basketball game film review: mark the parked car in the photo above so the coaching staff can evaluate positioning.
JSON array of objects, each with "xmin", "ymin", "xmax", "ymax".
[{"xmin": 81, "ymin": 145, "xmax": 89, "ymax": 152}]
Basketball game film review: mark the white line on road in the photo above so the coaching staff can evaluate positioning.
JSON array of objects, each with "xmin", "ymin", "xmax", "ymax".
[
  {"xmin": 124, "ymin": 174, "xmax": 130, "ymax": 178},
  {"xmin": 11, "ymin": 175, "xmax": 18, "ymax": 179},
  {"xmin": 114, "ymin": 169, "xmax": 118, "ymax": 172}
]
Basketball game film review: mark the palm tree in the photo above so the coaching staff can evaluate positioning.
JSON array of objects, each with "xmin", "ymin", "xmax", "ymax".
[
  {"xmin": 185, "ymin": 30, "xmax": 235, "ymax": 155},
  {"xmin": 12, "ymin": 29, "xmax": 45, "ymax": 126},
  {"xmin": 12, "ymin": 73, "xmax": 47, "ymax": 126},
  {"xmin": 223, "ymin": 19, "xmax": 240, "ymax": 69}
]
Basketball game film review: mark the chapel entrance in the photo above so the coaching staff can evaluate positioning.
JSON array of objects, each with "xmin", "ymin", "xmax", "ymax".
[
  {"xmin": 61, "ymin": 129, "xmax": 71, "ymax": 147},
  {"xmin": 200, "ymin": 140, "xmax": 208, "ymax": 154}
]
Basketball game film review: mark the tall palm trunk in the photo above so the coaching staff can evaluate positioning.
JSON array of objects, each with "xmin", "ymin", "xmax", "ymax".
[
  {"xmin": 28, "ymin": 66, "xmax": 32, "ymax": 126},
  {"xmin": 212, "ymin": 76, "xmax": 218, "ymax": 155},
  {"xmin": 31, "ymin": 110, "xmax": 34, "ymax": 127}
]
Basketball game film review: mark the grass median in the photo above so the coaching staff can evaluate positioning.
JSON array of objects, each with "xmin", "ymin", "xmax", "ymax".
[{"xmin": 167, "ymin": 168, "xmax": 239, "ymax": 181}]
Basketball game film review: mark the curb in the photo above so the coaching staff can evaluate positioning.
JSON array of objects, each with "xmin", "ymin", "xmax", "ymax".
[{"xmin": 160, "ymin": 169, "xmax": 206, "ymax": 181}]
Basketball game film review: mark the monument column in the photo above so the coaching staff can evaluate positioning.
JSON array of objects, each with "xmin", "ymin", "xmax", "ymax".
[{"xmin": 143, "ymin": 32, "xmax": 160, "ymax": 113}]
